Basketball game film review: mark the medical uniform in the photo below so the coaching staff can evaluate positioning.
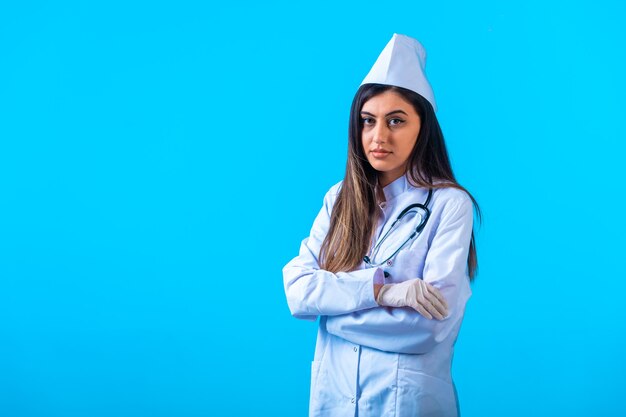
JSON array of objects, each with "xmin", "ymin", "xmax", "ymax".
[{"xmin": 283, "ymin": 173, "xmax": 473, "ymax": 417}]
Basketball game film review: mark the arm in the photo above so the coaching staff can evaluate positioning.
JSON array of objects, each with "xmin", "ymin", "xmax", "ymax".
[
  {"xmin": 324, "ymin": 196, "xmax": 474, "ymax": 354},
  {"xmin": 282, "ymin": 186, "xmax": 386, "ymax": 321}
]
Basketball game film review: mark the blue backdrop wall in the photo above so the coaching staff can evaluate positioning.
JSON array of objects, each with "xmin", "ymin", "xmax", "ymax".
[{"xmin": 1, "ymin": 1, "xmax": 625, "ymax": 416}]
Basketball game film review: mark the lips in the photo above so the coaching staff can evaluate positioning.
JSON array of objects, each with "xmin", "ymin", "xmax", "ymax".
[{"xmin": 371, "ymin": 149, "xmax": 391, "ymax": 159}]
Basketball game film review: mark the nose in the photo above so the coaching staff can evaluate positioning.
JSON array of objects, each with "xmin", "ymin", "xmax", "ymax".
[{"xmin": 372, "ymin": 122, "xmax": 390, "ymax": 144}]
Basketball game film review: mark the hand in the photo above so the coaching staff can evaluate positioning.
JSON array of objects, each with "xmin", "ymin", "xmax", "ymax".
[{"xmin": 376, "ymin": 278, "xmax": 449, "ymax": 320}]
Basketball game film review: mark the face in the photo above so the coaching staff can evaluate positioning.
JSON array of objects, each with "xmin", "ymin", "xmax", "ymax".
[{"xmin": 361, "ymin": 90, "xmax": 421, "ymax": 188}]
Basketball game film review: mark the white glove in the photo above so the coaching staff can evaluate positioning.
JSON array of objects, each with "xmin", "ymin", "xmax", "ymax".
[{"xmin": 376, "ymin": 278, "xmax": 449, "ymax": 320}]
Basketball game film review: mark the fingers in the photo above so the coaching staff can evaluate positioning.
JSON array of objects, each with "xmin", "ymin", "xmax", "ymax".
[
  {"xmin": 412, "ymin": 302, "xmax": 433, "ymax": 320},
  {"xmin": 410, "ymin": 280, "xmax": 449, "ymax": 320},
  {"xmin": 421, "ymin": 293, "xmax": 445, "ymax": 320},
  {"xmin": 423, "ymin": 294, "xmax": 446, "ymax": 320},
  {"xmin": 424, "ymin": 285, "xmax": 448, "ymax": 318},
  {"xmin": 429, "ymin": 284, "xmax": 448, "ymax": 310}
]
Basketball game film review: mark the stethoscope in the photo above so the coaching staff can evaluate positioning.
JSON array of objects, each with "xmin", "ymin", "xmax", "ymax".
[{"xmin": 363, "ymin": 189, "xmax": 433, "ymax": 272}]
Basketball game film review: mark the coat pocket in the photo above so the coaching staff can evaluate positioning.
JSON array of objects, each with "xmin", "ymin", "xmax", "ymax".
[
  {"xmin": 387, "ymin": 245, "xmax": 428, "ymax": 281},
  {"xmin": 395, "ymin": 368, "xmax": 458, "ymax": 417}
]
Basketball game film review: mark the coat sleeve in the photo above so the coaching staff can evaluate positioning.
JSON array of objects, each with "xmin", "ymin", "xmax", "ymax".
[
  {"xmin": 324, "ymin": 196, "xmax": 474, "ymax": 354},
  {"xmin": 282, "ymin": 186, "xmax": 386, "ymax": 321}
]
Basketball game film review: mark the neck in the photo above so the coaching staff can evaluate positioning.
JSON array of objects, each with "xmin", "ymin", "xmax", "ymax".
[
  {"xmin": 375, "ymin": 182, "xmax": 386, "ymax": 202},
  {"xmin": 378, "ymin": 170, "xmax": 404, "ymax": 188}
]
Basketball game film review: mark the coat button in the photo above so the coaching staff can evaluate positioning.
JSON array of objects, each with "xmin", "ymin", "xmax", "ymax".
[
  {"xmin": 387, "ymin": 259, "xmax": 393, "ymax": 266},
  {"xmin": 353, "ymin": 346, "xmax": 357, "ymax": 352},
  {"xmin": 351, "ymin": 397, "xmax": 355, "ymax": 404}
]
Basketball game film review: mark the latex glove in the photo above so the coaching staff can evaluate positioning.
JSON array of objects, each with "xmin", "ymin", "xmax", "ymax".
[{"xmin": 376, "ymin": 278, "xmax": 449, "ymax": 320}]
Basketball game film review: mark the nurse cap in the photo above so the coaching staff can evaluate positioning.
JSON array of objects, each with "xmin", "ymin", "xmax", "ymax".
[{"xmin": 360, "ymin": 33, "xmax": 438, "ymax": 112}]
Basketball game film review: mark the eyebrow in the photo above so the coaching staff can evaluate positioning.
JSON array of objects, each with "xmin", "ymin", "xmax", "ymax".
[{"xmin": 360, "ymin": 109, "xmax": 408, "ymax": 117}]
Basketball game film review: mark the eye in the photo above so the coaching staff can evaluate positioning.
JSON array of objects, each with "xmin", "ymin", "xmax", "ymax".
[
  {"xmin": 361, "ymin": 117, "xmax": 375, "ymax": 125},
  {"xmin": 388, "ymin": 118, "xmax": 405, "ymax": 126}
]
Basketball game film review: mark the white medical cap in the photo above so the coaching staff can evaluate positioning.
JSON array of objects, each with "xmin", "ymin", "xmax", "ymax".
[{"xmin": 360, "ymin": 33, "xmax": 438, "ymax": 112}]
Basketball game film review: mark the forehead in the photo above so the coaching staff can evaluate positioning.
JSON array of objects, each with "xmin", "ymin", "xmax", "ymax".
[{"xmin": 361, "ymin": 90, "xmax": 416, "ymax": 115}]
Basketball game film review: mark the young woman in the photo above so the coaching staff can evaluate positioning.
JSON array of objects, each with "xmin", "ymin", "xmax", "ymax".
[{"xmin": 283, "ymin": 33, "xmax": 480, "ymax": 417}]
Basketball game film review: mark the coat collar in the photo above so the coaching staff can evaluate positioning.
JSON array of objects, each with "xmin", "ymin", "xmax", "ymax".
[{"xmin": 376, "ymin": 174, "xmax": 412, "ymax": 202}]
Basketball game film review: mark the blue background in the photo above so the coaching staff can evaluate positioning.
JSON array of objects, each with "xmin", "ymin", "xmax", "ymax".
[{"xmin": 1, "ymin": 1, "xmax": 625, "ymax": 416}]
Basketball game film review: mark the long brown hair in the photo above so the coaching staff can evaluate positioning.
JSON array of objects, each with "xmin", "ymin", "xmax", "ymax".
[{"xmin": 319, "ymin": 83, "xmax": 481, "ymax": 280}]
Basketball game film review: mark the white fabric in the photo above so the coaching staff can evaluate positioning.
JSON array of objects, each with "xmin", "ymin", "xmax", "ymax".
[
  {"xmin": 360, "ymin": 33, "xmax": 438, "ymax": 112},
  {"xmin": 283, "ymin": 174, "xmax": 473, "ymax": 417}
]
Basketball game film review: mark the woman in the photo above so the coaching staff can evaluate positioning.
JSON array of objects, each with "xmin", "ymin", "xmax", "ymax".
[{"xmin": 283, "ymin": 33, "xmax": 480, "ymax": 417}]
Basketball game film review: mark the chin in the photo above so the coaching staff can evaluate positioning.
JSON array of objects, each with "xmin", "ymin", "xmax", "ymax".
[{"xmin": 369, "ymin": 161, "xmax": 393, "ymax": 172}]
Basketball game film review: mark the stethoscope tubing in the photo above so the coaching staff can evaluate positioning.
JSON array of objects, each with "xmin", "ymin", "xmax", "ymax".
[{"xmin": 363, "ymin": 188, "xmax": 433, "ymax": 268}]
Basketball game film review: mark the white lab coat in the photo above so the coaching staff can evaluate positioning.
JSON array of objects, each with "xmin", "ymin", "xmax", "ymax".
[{"xmin": 283, "ymin": 173, "xmax": 473, "ymax": 417}]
